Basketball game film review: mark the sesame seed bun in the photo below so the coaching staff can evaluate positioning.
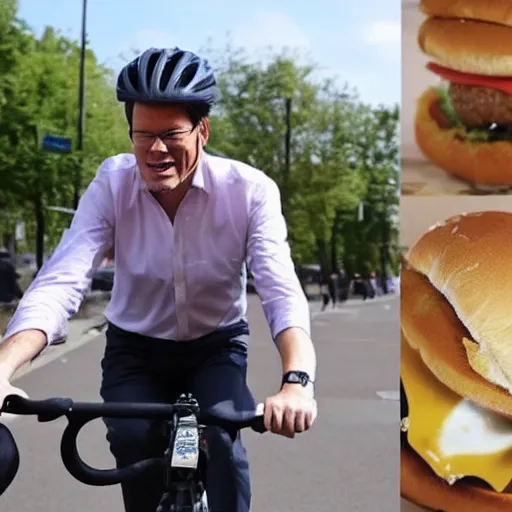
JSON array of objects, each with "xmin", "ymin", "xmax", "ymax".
[
  {"xmin": 420, "ymin": 0, "xmax": 512, "ymax": 28},
  {"xmin": 418, "ymin": 17, "xmax": 512, "ymax": 76}
]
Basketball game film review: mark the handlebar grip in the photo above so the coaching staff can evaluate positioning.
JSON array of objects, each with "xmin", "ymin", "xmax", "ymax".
[
  {"xmin": 250, "ymin": 416, "xmax": 266, "ymax": 434},
  {"xmin": 2, "ymin": 395, "xmax": 72, "ymax": 421},
  {"xmin": 198, "ymin": 411, "xmax": 266, "ymax": 433}
]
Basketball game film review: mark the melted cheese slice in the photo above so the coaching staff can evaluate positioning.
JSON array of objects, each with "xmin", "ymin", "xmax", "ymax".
[{"xmin": 401, "ymin": 336, "xmax": 512, "ymax": 491}]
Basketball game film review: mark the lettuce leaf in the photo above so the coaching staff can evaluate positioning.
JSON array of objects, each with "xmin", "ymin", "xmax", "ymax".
[
  {"xmin": 436, "ymin": 86, "xmax": 461, "ymax": 128},
  {"xmin": 435, "ymin": 86, "xmax": 498, "ymax": 143}
]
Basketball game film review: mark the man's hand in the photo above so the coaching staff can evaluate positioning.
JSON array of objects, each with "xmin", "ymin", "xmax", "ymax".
[
  {"xmin": 263, "ymin": 385, "xmax": 317, "ymax": 438},
  {"xmin": 0, "ymin": 379, "xmax": 27, "ymax": 418}
]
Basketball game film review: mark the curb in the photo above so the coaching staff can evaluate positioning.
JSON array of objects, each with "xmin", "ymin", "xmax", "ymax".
[
  {"xmin": 11, "ymin": 314, "xmax": 109, "ymax": 384},
  {"xmin": 1, "ymin": 293, "xmax": 111, "ymax": 335}
]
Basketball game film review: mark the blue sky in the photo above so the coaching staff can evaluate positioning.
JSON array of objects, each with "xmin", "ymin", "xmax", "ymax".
[{"xmin": 18, "ymin": 0, "xmax": 400, "ymax": 107}]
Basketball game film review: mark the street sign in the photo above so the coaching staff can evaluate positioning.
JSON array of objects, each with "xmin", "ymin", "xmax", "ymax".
[
  {"xmin": 358, "ymin": 201, "xmax": 364, "ymax": 222},
  {"xmin": 42, "ymin": 134, "xmax": 72, "ymax": 153},
  {"xmin": 15, "ymin": 220, "xmax": 25, "ymax": 241},
  {"xmin": 46, "ymin": 206, "xmax": 76, "ymax": 215}
]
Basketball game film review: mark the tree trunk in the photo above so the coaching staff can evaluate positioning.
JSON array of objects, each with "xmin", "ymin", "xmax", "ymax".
[
  {"xmin": 380, "ymin": 219, "xmax": 389, "ymax": 294},
  {"xmin": 329, "ymin": 210, "xmax": 342, "ymax": 273},
  {"xmin": 316, "ymin": 238, "xmax": 329, "ymax": 277}
]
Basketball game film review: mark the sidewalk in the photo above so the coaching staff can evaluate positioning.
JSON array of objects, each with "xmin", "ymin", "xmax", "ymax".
[
  {"xmin": 3, "ymin": 294, "xmax": 110, "ymax": 382},
  {"xmin": 11, "ymin": 312, "xmax": 108, "ymax": 382}
]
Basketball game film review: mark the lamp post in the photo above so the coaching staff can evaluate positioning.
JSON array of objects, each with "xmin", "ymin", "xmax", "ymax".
[
  {"xmin": 358, "ymin": 198, "xmax": 391, "ymax": 294},
  {"xmin": 283, "ymin": 97, "xmax": 292, "ymax": 215},
  {"xmin": 74, "ymin": 0, "xmax": 87, "ymax": 210}
]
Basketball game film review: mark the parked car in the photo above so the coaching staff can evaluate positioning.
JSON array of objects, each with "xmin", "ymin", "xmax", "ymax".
[
  {"xmin": 90, "ymin": 264, "xmax": 258, "ymax": 294},
  {"xmin": 91, "ymin": 263, "xmax": 114, "ymax": 291},
  {"xmin": 246, "ymin": 270, "xmax": 256, "ymax": 293},
  {"xmin": 297, "ymin": 264, "xmax": 322, "ymax": 300}
]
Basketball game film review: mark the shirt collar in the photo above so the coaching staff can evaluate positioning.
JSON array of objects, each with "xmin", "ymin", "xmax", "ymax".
[
  {"xmin": 131, "ymin": 150, "xmax": 211, "ymax": 207},
  {"xmin": 191, "ymin": 151, "xmax": 210, "ymax": 194}
]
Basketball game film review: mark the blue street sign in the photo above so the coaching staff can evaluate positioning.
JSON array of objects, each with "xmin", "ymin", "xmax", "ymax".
[{"xmin": 42, "ymin": 134, "xmax": 72, "ymax": 153}]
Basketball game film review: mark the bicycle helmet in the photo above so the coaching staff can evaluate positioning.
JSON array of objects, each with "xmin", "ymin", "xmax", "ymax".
[
  {"xmin": 116, "ymin": 47, "xmax": 220, "ymax": 106},
  {"xmin": 0, "ymin": 423, "xmax": 19, "ymax": 495}
]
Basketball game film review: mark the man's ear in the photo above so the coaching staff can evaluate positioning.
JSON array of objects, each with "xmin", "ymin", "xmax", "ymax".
[{"xmin": 199, "ymin": 118, "xmax": 210, "ymax": 146}]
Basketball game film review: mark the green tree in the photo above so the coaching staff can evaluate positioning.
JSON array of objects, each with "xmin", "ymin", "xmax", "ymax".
[
  {"xmin": 0, "ymin": 9, "xmax": 129, "ymax": 263},
  {"xmin": 338, "ymin": 104, "xmax": 400, "ymax": 279},
  {"xmin": 205, "ymin": 45, "xmax": 399, "ymax": 276},
  {"xmin": 0, "ymin": 19, "xmax": 399, "ymax": 282}
]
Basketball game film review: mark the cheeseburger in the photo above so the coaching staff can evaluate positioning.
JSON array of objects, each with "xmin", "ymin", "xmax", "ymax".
[
  {"xmin": 415, "ymin": 0, "xmax": 512, "ymax": 187},
  {"xmin": 401, "ymin": 211, "xmax": 512, "ymax": 511}
]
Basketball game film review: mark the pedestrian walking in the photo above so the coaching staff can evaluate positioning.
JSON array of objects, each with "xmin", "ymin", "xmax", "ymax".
[{"xmin": 0, "ymin": 251, "xmax": 22, "ymax": 304}]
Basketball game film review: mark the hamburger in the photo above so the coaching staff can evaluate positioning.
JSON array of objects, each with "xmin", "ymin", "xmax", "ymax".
[
  {"xmin": 400, "ymin": 210, "xmax": 512, "ymax": 511},
  {"xmin": 414, "ymin": 0, "xmax": 512, "ymax": 187}
]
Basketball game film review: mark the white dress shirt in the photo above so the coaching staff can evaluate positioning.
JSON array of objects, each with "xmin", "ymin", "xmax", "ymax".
[{"xmin": 3, "ymin": 152, "xmax": 310, "ymax": 344}]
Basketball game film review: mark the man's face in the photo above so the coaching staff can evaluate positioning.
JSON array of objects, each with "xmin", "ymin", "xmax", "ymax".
[{"xmin": 131, "ymin": 103, "xmax": 209, "ymax": 191}]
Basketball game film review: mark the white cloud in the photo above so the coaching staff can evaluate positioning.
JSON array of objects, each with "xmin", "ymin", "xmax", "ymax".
[
  {"xmin": 365, "ymin": 20, "xmax": 401, "ymax": 45},
  {"xmin": 361, "ymin": 19, "xmax": 401, "ymax": 67},
  {"xmin": 230, "ymin": 10, "xmax": 311, "ymax": 53}
]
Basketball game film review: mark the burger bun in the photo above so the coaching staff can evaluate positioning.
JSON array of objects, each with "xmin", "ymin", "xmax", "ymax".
[
  {"xmin": 418, "ymin": 17, "xmax": 512, "ymax": 76},
  {"xmin": 401, "ymin": 443, "xmax": 512, "ymax": 511},
  {"xmin": 415, "ymin": 88, "xmax": 512, "ymax": 186},
  {"xmin": 420, "ymin": 0, "xmax": 512, "ymax": 28}
]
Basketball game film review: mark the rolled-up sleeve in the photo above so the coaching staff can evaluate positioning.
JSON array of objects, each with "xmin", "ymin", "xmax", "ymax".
[
  {"xmin": 246, "ymin": 177, "xmax": 311, "ymax": 340},
  {"xmin": 2, "ymin": 159, "xmax": 115, "ymax": 345}
]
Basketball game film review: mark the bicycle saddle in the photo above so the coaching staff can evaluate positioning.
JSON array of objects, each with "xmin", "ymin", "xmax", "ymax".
[{"xmin": 0, "ymin": 423, "xmax": 19, "ymax": 495}]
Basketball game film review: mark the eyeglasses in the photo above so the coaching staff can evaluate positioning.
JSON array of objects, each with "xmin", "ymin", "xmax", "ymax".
[{"xmin": 132, "ymin": 126, "xmax": 196, "ymax": 148}]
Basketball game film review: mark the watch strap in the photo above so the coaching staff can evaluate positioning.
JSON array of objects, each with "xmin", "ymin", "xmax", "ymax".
[{"xmin": 281, "ymin": 371, "xmax": 314, "ymax": 388}]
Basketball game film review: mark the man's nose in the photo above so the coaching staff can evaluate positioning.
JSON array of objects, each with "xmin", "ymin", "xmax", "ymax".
[{"xmin": 149, "ymin": 136, "xmax": 168, "ymax": 152}]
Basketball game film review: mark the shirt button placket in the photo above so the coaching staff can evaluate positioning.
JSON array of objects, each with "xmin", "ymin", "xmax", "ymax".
[{"xmin": 173, "ymin": 216, "xmax": 188, "ymax": 339}]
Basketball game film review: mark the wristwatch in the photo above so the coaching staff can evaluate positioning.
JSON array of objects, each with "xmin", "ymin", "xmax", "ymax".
[{"xmin": 281, "ymin": 371, "xmax": 315, "ymax": 395}]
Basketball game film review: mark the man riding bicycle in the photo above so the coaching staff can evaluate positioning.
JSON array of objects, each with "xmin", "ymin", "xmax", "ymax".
[{"xmin": 0, "ymin": 47, "xmax": 317, "ymax": 512}]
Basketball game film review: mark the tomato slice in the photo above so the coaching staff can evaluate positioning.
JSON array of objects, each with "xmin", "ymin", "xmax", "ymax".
[
  {"xmin": 428, "ymin": 99, "xmax": 453, "ymax": 130},
  {"xmin": 427, "ymin": 62, "xmax": 512, "ymax": 95}
]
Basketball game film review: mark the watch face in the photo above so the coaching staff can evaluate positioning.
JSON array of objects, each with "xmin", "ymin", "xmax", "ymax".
[{"xmin": 284, "ymin": 372, "xmax": 309, "ymax": 386}]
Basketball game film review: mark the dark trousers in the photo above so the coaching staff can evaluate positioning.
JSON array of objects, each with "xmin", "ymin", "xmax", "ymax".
[{"xmin": 100, "ymin": 321, "xmax": 255, "ymax": 512}]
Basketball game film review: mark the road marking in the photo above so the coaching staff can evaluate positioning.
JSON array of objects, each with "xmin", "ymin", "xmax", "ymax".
[{"xmin": 376, "ymin": 390, "xmax": 400, "ymax": 401}]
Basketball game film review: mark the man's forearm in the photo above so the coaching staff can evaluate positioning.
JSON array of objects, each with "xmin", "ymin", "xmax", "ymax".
[
  {"xmin": 275, "ymin": 327, "xmax": 316, "ymax": 380},
  {"xmin": 0, "ymin": 330, "xmax": 47, "ymax": 381}
]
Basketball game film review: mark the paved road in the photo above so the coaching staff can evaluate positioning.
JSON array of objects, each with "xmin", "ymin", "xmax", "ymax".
[{"xmin": 1, "ymin": 294, "xmax": 399, "ymax": 511}]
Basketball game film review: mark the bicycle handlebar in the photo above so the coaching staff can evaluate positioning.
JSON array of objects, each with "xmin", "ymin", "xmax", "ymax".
[{"xmin": 1, "ymin": 395, "xmax": 266, "ymax": 487}]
